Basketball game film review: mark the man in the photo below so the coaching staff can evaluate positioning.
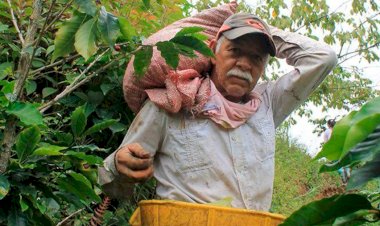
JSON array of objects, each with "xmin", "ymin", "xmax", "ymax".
[
  {"xmin": 98, "ymin": 13, "xmax": 337, "ymax": 211},
  {"xmin": 323, "ymin": 119, "xmax": 336, "ymax": 142}
]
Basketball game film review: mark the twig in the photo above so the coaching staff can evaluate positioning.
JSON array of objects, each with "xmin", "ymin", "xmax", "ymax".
[
  {"xmin": 26, "ymin": 0, "xmax": 57, "ymax": 80},
  {"xmin": 31, "ymin": 54, "xmax": 80, "ymax": 75},
  {"xmin": 293, "ymin": 0, "xmax": 361, "ymax": 33},
  {"xmin": 39, "ymin": 49, "xmax": 110, "ymax": 113},
  {"xmin": 6, "ymin": 0, "xmax": 24, "ymax": 45},
  {"xmin": 44, "ymin": 0, "xmax": 75, "ymax": 32},
  {"xmin": 56, "ymin": 208, "xmax": 85, "ymax": 226},
  {"xmin": 339, "ymin": 41, "xmax": 380, "ymax": 58}
]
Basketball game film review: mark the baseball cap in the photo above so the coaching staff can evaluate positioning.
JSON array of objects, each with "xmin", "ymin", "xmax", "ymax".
[{"xmin": 216, "ymin": 13, "xmax": 276, "ymax": 56}]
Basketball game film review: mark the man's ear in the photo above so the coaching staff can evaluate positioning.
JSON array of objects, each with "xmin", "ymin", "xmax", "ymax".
[{"xmin": 209, "ymin": 39, "xmax": 217, "ymax": 64}]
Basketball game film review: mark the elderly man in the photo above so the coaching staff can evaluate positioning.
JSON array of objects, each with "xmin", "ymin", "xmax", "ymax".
[{"xmin": 99, "ymin": 13, "xmax": 337, "ymax": 211}]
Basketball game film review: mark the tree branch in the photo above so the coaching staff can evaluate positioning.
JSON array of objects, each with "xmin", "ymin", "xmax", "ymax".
[
  {"xmin": 339, "ymin": 41, "xmax": 380, "ymax": 59},
  {"xmin": 56, "ymin": 208, "xmax": 85, "ymax": 226},
  {"xmin": 0, "ymin": 119, "xmax": 16, "ymax": 174},
  {"xmin": 6, "ymin": 0, "xmax": 25, "ymax": 45},
  {"xmin": 39, "ymin": 49, "xmax": 111, "ymax": 113},
  {"xmin": 1, "ymin": 0, "xmax": 42, "ymax": 174},
  {"xmin": 31, "ymin": 54, "xmax": 80, "ymax": 76},
  {"xmin": 44, "ymin": 0, "xmax": 75, "ymax": 32},
  {"xmin": 13, "ymin": 0, "xmax": 43, "ymax": 98}
]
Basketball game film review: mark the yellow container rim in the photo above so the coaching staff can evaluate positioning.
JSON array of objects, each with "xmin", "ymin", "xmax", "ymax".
[{"xmin": 131, "ymin": 199, "xmax": 286, "ymax": 223}]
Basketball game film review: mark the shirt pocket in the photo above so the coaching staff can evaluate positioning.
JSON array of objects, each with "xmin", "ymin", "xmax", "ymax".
[
  {"xmin": 247, "ymin": 117, "xmax": 275, "ymax": 162},
  {"xmin": 167, "ymin": 118, "xmax": 213, "ymax": 173}
]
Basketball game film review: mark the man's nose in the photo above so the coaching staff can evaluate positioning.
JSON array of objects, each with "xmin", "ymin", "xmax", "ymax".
[{"xmin": 236, "ymin": 55, "xmax": 252, "ymax": 71}]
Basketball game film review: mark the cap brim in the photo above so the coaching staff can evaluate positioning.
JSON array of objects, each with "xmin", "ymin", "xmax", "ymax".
[{"xmin": 223, "ymin": 27, "xmax": 276, "ymax": 56}]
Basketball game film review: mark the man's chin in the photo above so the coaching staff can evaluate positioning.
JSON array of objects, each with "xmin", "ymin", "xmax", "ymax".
[{"xmin": 224, "ymin": 90, "xmax": 247, "ymax": 103}]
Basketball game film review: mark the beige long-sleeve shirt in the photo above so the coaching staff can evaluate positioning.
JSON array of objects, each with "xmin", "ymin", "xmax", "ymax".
[{"xmin": 98, "ymin": 27, "xmax": 337, "ymax": 211}]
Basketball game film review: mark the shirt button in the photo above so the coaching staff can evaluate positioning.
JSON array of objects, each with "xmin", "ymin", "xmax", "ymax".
[{"xmin": 231, "ymin": 136, "xmax": 236, "ymax": 141}]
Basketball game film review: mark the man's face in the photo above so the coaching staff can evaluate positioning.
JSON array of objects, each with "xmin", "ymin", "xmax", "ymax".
[{"xmin": 210, "ymin": 34, "xmax": 269, "ymax": 102}]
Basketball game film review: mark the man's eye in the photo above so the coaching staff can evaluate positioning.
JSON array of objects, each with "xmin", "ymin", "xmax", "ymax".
[
  {"xmin": 229, "ymin": 48, "xmax": 239, "ymax": 53},
  {"xmin": 252, "ymin": 55, "xmax": 262, "ymax": 62}
]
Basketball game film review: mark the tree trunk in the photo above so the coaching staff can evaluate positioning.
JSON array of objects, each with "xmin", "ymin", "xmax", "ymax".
[{"xmin": 0, "ymin": 0, "xmax": 42, "ymax": 174}]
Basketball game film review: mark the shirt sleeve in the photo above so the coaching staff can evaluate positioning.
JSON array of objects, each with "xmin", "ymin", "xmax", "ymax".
[
  {"xmin": 97, "ymin": 101, "xmax": 166, "ymax": 199},
  {"xmin": 268, "ymin": 26, "xmax": 338, "ymax": 128}
]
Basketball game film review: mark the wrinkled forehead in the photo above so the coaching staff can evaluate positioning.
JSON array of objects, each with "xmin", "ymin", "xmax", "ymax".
[{"xmin": 229, "ymin": 34, "xmax": 271, "ymax": 55}]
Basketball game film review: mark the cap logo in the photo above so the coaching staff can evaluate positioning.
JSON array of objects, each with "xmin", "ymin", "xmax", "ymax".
[{"xmin": 246, "ymin": 19, "xmax": 266, "ymax": 33}]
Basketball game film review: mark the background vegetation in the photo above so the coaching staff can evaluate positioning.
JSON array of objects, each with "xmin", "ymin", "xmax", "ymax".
[{"xmin": 0, "ymin": 0, "xmax": 379, "ymax": 225}]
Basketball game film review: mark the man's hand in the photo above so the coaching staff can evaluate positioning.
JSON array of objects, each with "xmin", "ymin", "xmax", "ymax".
[{"xmin": 115, "ymin": 143, "xmax": 153, "ymax": 182}]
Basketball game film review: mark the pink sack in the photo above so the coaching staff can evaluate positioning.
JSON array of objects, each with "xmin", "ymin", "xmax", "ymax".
[{"xmin": 123, "ymin": 2, "xmax": 237, "ymax": 113}]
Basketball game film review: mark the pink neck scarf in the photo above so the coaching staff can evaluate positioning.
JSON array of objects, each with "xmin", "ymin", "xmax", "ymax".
[
  {"xmin": 200, "ymin": 81, "xmax": 261, "ymax": 128},
  {"xmin": 145, "ymin": 69, "xmax": 261, "ymax": 129}
]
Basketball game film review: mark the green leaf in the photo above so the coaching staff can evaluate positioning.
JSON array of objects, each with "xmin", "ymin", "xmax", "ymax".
[
  {"xmin": 156, "ymin": 41, "xmax": 179, "ymax": 69},
  {"xmin": 0, "ymin": 80, "xmax": 15, "ymax": 104},
  {"xmin": 191, "ymin": 33, "xmax": 208, "ymax": 41},
  {"xmin": 280, "ymin": 194, "xmax": 374, "ymax": 226},
  {"xmin": 347, "ymin": 151, "xmax": 380, "ymax": 189},
  {"xmin": 0, "ymin": 22, "xmax": 9, "ymax": 32},
  {"xmin": 315, "ymin": 111, "xmax": 357, "ymax": 160},
  {"xmin": 15, "ymin": 126, "xmax": 41, "ymax": 162},
  {"xmin": 71, "ymin": 106, "xmax": 87, "ymax": 138},
  {"xmin": 175, "ymin": 26, "xmax": 205, "ymax": 37},
  {"xmin": 68, "ymin": 171, "xmax": 92, "ymax": 188},
  {"xmin": 133, "ymin": 45, "xmax": 153, "ymax": 77},
  {"xmin": 32, "ymin": 145, "xmax": 67, "ymax": 156},
  {"xmin": 66, "ymin": 151, "xmax": 103, "ymax": 165},
  {"xmin": 19, "ymin": 195, "xmax": 29, "ymax": 212},
  {"xmin": 341, "ymin": 97, "xmax": 380, "ymax": 157},
  {"xmin": 98, "ymin": 7, "xmax": 120, "ymax": 47},
  {"xmin": 75, "ymin": 18, "xmax": 98, "ymax": 60},
  {"xmin": 8, "ymin": 207, "xmax": 27, "ymax": 226},
  {"xmin": 100, "ymin": 83, "xmax": 114, "ymax": 95},
  {"xmin": 319, "ymin": 125, "xmax": 380, "ymax": 173},
  {"xmin": 318, "ymin": 97, "xmax": 380, "ymax": 161},
  {"xmin": 110, "ymin": 122, "xmax": 126, "ymax": 133},
  {"xmin": 170, "ymin": 36, "xmax": 214, "ymax": 57},
  {"xmin": 118, "ymin": 17, "xmax": 137, "ymax": 40},
  {"xmin": 175, "ymin": 43, "xmax": 197, "ymax": 58},
  {"xmin": 57, "ymin": 175, "xmax": 101, "ymax": 204},
  {"xmin": 71, "ymin": 144, "xmax": 110, "ymax": 152},
  {"xmin": 31, "ymin": 58, "xmax": 45, "ymax": 68},
  {"xmin": 142, "ymin": 0, "xmax": 150, "ymax": 9},
  {"xmin": 25, "ymin": 80, "xmax": 37, "ymax": 96},
  {"xmin": 55, "ymin": 132, "xmax": 73, "ymax": 146},
  {"xmin": 42, "ymin": 87, "xmax": 57, "ymax": 98},
  {"xmin": 0, "ymin": 175, "xmax": 10, "ymax": 200},
  {"xmin": 333, "ymin": 209, "xmax": 374, "ymax": 225},
  {"xmin": 0, "ymin": 62, "xmax": 12, "ymax": 80},
  {"xmin": 42, "ymin": 198, "xmax": 60, "ymax": 218},
  {"xmin": 52, "ymin": 12, "xmax": 88, "ymax": 62},
  {"xmin": 74, "ymin": 0, "xmax": 97, "ymax": 16},
  {"xmin": 46, "ymin": 45, "xmax": 55, "ymax": 56},
  {"xmin": 6, "ymin": 102, "xmax": 43, "ymax": 125},
  {"xmin": 83, "ymin": 119, "xmax": 118, "ymax": 137}
]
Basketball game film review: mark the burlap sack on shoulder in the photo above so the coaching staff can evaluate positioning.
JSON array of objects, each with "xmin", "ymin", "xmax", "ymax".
[{"xmin": 123, "ymin": 2, "xmax": 237, "ymax": 113}]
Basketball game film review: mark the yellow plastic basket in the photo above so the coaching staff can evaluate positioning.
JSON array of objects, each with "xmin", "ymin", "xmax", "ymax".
[{"xmin": 129, "ymin": 200, "xmax": 285, "ymax": 226}]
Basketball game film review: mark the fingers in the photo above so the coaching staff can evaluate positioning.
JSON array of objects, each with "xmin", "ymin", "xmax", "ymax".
[
  {"xmin": 128, "ymin": 143, "xmax": 151, "ymax": 159},
  {"xmin": 119, "ymin": 164, "xmax": 154, "ymax": 182},
  {"xmin": 115, "ymin": 143, "xmax": 154, "ymax": 182}
]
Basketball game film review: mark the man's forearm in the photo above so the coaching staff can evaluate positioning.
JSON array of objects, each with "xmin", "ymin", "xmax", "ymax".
[{"xmin": 269, "ymin": 26, "xmax": 337, "ymax": 126}]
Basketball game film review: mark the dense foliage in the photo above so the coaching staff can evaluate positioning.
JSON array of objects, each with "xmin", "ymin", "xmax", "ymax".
[
  {"xmin": 0, "ymin": 0, "xmax": 379, "ymax": 225},
  {"xmin": 281, "ymin": 97, "xmax": 380, "ymax": 225}
]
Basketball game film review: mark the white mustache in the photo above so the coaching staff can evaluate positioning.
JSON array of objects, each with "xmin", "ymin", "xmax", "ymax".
[{"xmin": 226, "ymin": 68, "xmax": 252, "ymax": 83}]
